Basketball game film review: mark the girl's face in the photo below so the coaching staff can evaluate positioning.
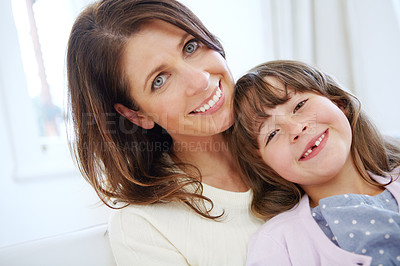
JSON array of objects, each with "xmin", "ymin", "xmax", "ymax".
[
  {"xmin": 120, "ymin": 20, "xmax": 235, "ymax": 142},
  {"xmin": 257, "ymin": 78, "xmax": 353, "ymax": 191}
]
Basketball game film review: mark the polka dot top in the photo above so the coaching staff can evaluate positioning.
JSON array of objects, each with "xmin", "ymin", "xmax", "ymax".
[{"xmin": 311, "ymin": 189, "xmax": 400, "ymax": 265}]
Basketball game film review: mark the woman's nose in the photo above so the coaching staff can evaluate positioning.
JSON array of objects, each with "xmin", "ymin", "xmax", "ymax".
[{"xmin": 180, "ymin": 64, "xmax": 210, "ymax": 96}]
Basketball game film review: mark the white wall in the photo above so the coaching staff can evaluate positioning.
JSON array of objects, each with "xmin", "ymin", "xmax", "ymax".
[
  {"xmin": 345, "ymin": 0, "xmax": 400, "ymax": 136},
  {"xmin": 0, "ymin": 0, "xmax": 399, "ymax": 248},
  {"xmin": 312, "ymin": 0, "xmax": 400, "ymax": 136},
  {"xmin": 180, "ymin": 0, "xmax": 274, "ymax": 79},
  {"xmin": 182, "ymin": 0, "xmax": 400, "ymax": 136},
  {"xmin": 0, "ymin": 0, "xmax": 109, "ymax": 247}
]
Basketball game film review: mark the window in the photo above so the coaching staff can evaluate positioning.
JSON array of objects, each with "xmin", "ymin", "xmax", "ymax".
[{"xmin": 7, "ymin": 0, "xmax": 91, "ymax": 179}]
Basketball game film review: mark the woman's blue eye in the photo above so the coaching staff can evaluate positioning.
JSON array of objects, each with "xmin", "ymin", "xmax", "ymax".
[
  {"xmin": 294, "ymin": 99, "xmax": 308, "ymax": 113},
  {"xmin": 152, "ymin": 74, "xmax": 167, "ymax": 90},
  {"xmin": 184, "ymin": 40, "xmax": 199, "ymax": 54}
]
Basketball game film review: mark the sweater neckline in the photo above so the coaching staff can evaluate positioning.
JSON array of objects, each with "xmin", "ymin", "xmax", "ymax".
[
  {"xmin": 163, "ymin": 154, "xmax": 253, "ymax": 208},
  {"xmin": 201, "ymin": 183, "xmax": 253, "ymax": 208}
]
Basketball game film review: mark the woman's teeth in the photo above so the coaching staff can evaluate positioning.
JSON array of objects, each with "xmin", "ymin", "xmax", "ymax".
[
  {"xmin": 192, "ymin": 88, "xmax": 222, "ymax": 113},
  {"xmin": 302, "ymin": 132, "xmax": 326, "ymax": 158}
]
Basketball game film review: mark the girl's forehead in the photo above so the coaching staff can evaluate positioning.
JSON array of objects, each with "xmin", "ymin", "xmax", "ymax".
[
  {"xmin": 260, "ymin": 76, "xmax": 296, "ymax": 99},
  {"xmin": 263, "ymin": 76, "xmax": 290, "ymax": 95},
  {"xmin": 263, "ymin": 76, "xmax": 282, "ymax": 87}
]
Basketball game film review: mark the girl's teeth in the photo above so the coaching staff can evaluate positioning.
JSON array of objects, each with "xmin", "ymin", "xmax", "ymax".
[{"xmin": 302, "ymin": 132, "xmax": 326, "ymax": 158}]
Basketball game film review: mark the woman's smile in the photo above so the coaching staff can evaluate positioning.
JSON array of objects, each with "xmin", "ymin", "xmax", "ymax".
[
  {"xmin": 190, "ymin": 81, "xmax": 225, "ymax": 115},
  {"xmin": 121, "ymin": 20, "xmax": 235, "ymax": 138}
]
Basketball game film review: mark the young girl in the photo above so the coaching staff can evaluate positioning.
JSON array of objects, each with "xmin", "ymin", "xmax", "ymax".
[{"xmin": 230, "ymin": 60, "xmax": 400, "ymax": 265}]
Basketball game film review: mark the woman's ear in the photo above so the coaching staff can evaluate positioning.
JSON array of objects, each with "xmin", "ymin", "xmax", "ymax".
[{"xmin": 114, "ymin": 103, "xmax": 154, "ymax": 129}]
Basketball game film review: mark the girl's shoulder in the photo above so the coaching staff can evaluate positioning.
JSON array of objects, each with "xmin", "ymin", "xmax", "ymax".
[
  {"xmin": 391, "ymin": 167, "xmax": 400, "ymax": 180},
  {"xmin": 369, "ymin": 167, "xmax": 400, "ymax": 185},
  {"xmin": 255, "ymin": 195, "xmax": 310, "ymax": 235}
]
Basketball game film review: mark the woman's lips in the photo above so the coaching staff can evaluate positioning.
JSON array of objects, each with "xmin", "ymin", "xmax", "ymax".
[
  {"xmin": 299, "ymin": 129, "xmax": 329, "ymax": 161},
  {"xmin": 189, "ymin": 81, "xmax": 225, "ymax": 115}
]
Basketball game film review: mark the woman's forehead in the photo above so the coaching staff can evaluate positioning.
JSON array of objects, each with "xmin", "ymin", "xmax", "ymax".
[
  {"xmin": 133, "ymin": 19, "xmax": 187, "ymax": 40},
  {"xmin": 122, "ymin": 20, "xmax": 190, "ymax": 92}
]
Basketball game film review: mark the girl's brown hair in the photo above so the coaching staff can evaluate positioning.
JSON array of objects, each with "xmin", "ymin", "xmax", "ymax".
[
  {"xmin": 229, "ymin": 60, "xmax": 400, "ymax": 219},
  {"xmin": 67, "ymin": 0, "xmax": 225, "ymax": 218}
]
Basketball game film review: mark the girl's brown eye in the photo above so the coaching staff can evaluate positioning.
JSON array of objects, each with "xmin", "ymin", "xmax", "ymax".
[
  {"xmin": 266, "ymin": 129, "xmax": 279, "ymax": 145},
  {"xmin": 294, "ymin": 99, "xmax": 308, "ymax": 113}
]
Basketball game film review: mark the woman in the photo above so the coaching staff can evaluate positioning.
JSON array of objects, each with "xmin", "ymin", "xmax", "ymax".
[{"xmin": 67, "ymin": 0, "xmax": 263, "ymax": 265}]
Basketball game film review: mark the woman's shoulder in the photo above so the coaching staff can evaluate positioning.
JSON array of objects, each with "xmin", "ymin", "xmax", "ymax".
[
  {"xmin": 107, "ymin": 202, "xmax": 202, "ymax": 265},
  {"xmin": 109, "ymin": 201, "xmax": 188, "ymax": 228},
  {"xmin": 108, "ymin": 202, "xmax": 193, "ymax": 252},
  {"xmin": 108, "ymin": 198, "xmax": 263, "ymax": 265}
]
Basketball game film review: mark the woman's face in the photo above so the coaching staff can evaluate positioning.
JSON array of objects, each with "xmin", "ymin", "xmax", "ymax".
[
  {"xmin": 120, "ymin": 20, "xmax": 235, "ymax": 142},
  {"xmin": 257, "ymin": 78, "xmax": 353, "ymax": 190}
]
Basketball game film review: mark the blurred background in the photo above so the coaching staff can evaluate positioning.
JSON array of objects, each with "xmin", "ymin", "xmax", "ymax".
[{"xmin": 0, "ymin": 0, "xmax": 399, "ymax": 247}]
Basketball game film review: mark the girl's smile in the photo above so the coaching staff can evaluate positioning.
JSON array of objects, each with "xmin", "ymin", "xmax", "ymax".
[
  {"xmin": 299, "ymin": 129, "xmax": 329, "ymax": 161},
  {"xmin": 257, "ymin": 78, "xmax": 353, "ymax": 190}
]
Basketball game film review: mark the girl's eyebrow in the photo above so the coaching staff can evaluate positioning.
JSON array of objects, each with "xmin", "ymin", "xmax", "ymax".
[
  {"xmin": 258, "ymin": 115, "xmax": 272, "ymax": 135},
  {"xmin": 259, "ymin": 118, "xmax": 274, "ymax": 146},
  {"xmin": 256, "ymin": 92, "xmax": 296, "ymax": 140}
]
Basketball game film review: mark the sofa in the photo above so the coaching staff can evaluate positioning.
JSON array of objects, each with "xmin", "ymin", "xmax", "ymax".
[{"xmin": 0, "ymin": 223, "xmax": 116, "ymax": 266}]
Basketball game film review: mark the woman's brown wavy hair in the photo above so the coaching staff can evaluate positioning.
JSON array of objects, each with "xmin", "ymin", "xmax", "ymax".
[
  {"xmin": 229, "ymin": 60, "xmax": 400, "ymax": 219},
  {"xmin": 67, "ymin": 0, "xmax": 226, "ymax": 218}
]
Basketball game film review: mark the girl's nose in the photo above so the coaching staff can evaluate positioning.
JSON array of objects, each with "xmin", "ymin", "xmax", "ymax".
[
  {"xmin": 180, "ymin": 64, "xmax": 210, "ymax": 96},
  {"xmin": 287, "ymin": 121, "xmax": 308, "ymax": 142}
]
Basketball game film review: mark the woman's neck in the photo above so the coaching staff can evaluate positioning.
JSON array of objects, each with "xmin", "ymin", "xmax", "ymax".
[{"xmin": 171, "ymin": 134, "xmax": 248, "ymax": 192}]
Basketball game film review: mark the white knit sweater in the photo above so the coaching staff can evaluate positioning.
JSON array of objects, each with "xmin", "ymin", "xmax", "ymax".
[{"xmin": 108, "ymin": 183, "xmax": 263, "ymax": 266}]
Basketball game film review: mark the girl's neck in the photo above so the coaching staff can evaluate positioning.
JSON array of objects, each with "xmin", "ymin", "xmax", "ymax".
[
  {"xmin": 303, "ymin": 159, "xmax": 385, "ymax": 208},
  {"xmin": 171, "ymin": 134, "xmax": 248, "ymax": 192}
]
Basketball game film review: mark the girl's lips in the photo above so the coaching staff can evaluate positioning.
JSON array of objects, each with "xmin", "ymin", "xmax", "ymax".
[
  {"xmin": 189, "ymin": 81, "xmax": 225, "ymax": 116},
  {"xmin": 299, "ymin": 129, "xmax": 329, "ymax": 161}
]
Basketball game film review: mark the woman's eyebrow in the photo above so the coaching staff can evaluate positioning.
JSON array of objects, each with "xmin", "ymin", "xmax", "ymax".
[
  {"xmin": 143, "ymin": 33, "xmax": 191, "ymax": 91},
  {"xmin": 178, "ymin": 33, "xmax": 191, "ymax": 50}
]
